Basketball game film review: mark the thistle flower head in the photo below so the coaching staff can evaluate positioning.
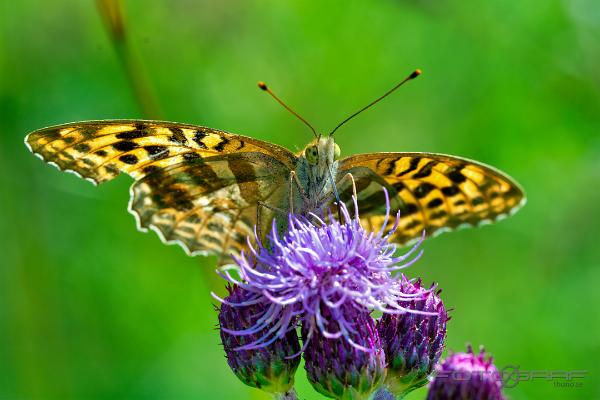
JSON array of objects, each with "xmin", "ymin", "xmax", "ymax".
[
  {"xmin": 377, "ymin": 275, "xmax": 448, "ymax": 396},
  {"xmin": 303, "ymin": 305, "xmax": 386, "ymax": 400},
  {"xmin": 426, "ymin": 345, "xmax": 505, "ymax": 400},
  {"xmin": 218, "ymin": 284, "xmax": 301, "ymax": 394},
  {"xmin": 217, "ymin": 190, "xmax": 430, "ymax": 351}
]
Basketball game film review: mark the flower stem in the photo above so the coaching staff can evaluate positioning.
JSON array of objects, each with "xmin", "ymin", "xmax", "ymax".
[
  {"xmin": 372, "ymin": 387, "xmax": 399, "ymax": 400},
  {"xmin": 96, "ymin": 0, "xmax": 162, "ymax": 119},
  {"xmin": 274, "ymin": 388, "xmax": 298, "ymax": 400}
]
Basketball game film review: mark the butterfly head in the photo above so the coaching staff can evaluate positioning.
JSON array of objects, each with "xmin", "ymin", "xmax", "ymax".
[
  {"xmin": 295, "ymin": 136, "xmax": 341, "ymax": 210},
  {"xmin": 304, "ymin": 136, "xmax": 341, "ymax": 175}
]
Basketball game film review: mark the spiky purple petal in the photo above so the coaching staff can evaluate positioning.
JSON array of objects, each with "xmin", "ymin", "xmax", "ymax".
[
  {"xmin": 218, "ymin": 285, "xmax": 301, "ymax": 394},
  {"xmin": 377, "ymin": 275, "xmax": 448, "ymax": 396},
  {"xmin": 216, "ymin": 190, "xmax": 432, "ymax": 351},
  {"xmin": 303, "ymin": 305, "xmax": 386, "ymax": 400},
  {"xmin": 427, "ymin": 345, "xmax": 505, "ymax": 400}
]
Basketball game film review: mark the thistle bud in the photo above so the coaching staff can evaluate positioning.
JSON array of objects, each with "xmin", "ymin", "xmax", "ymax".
[
  {"xmin": 376, "ymin": 276, "xmax": 447, "ymax": 396},
  {"xmin": 218, "ymin": 285, "xmax": 301, "ymax": 394},
  {"xmin": 302, "ymin": 305, "xmax": 386, "ymax": 400},
  {"xmin": 426, "ymin": 345, "xmax": 505, "ymax": 400}
]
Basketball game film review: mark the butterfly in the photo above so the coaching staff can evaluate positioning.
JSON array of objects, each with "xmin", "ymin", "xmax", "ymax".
[{"xmin": 25, "ymin": 71, "xmax": 525, "ymax": 260}]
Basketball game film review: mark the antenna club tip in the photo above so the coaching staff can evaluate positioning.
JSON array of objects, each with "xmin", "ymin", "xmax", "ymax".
[
  {"xmin": 258, "ymin": 81, "xmax": 268, "ymax": 90},
  {"xmin": 410, "ymin": 69, "xmax": 422, "ymax": 79}
]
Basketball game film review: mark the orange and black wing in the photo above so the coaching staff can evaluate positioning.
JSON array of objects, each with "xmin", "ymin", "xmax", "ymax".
[
  {"xmin": 26, "ymin": 120, "xmax": 297, "ymax": 257},
  {"xmin": 337, "ymin": 152, "xmax": 525, "ymax": 245}
]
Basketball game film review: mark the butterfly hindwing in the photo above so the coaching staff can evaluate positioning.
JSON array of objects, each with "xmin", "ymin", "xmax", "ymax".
[
  {"xmin": 130, "ymin": 152, "xmax": 291, "ymax": 257},
  {"xmin": 26, "ymin": 120, "xmax": 297, "ymax": 257},
  {"xmin": 337, "ymin": 152, "xmax": 525, "ymax": 245}
]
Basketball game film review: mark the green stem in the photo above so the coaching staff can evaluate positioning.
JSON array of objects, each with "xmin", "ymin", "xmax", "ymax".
[
  {"xmin": 372, "ymin": 387, "xmax": 404, "ymax": 400},
  {"xmin": 96, "ymin": 0, "xmax": 162, "ymax": 119},
  {"xmin": 274, "ymin": 388, "xmax": 298, "ymax": 400}
]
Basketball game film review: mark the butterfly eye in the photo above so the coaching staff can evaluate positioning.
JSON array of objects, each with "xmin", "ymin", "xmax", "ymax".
[
  {"xmin": 305, "ymin": 145, "xmax": 319, "ymax": 165},
  {"xmin": 333, "ymin": 143, "xmax": 341, "ymax": 160}
]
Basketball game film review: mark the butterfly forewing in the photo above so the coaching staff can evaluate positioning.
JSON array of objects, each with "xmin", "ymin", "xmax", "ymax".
[
  {"xmin": 26, "ymin": 120, "xmax": 296, "ymax": 184},
  {"xmin": 26, "ymin": 120, "xmax": 297, "ymax": 257},
  {"xmin": 337, "ymin": 152, "xmax": 525, "ymax": 245}
]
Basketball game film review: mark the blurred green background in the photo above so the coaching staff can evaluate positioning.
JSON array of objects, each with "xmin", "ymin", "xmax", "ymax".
[{"xmin": 1, "ymin": 0, "xmax": 599, "ymax": 399}]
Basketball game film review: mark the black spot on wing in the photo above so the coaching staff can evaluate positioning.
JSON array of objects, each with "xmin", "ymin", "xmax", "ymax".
[
  {"xmin": 447, "ymin": 168, "xmax": 467, "ymax": 184},
  {"xmin": 397, "ymin": 157, "xmax": 421, "ymax": 177},
  {"xmin": 104, "ymin": 164, "xmax": 120, "ymax": 177},
  {"xmin": 169, "ymin": 128, "xmax": 188, "ymax": 145},
  {"xmin": 187, "ymin": 214, "xmax": 201, "ymax": 224},
  {"xmin": 80, "ymin": 127, "xmax": 96, "ymax": 139},
  {"xmin": 214, "ymin": 137, "xmax": 230, "ymax": 152},
  {"xmin": 207, "ymin": 222, "xmax": 224, "ymax": 233},
  {"xmin": 201, "ymin": 234, "xmax": 223, "ymax": 246},
  {"xmin": 427, "ymin": 198, "xmax": 444, "ymax": 209},
  {"xmin": 429, "ymin": 210, "xmax": 448, "ymax": 220},
  {"xmin": 384, "ymin": 158, "xmax": 399, "ymax": 176},
  {"xmin": 232, "ymin": 232, "xmax": 246, "ymax": 246},
  {"xmin": 113, "ymin": 141, "xmax": 139, "ymax": 152},
  {"xmin": 116, "ymin": 129, "xmax": 148, "ymax": 139},
  {"xmin": 74, "ymin": 143, "xmax": 91, "ymax": 153},
  {"xmin": 143, "ymin": 165, "xmax": 161, "ymax": 175},
  {"xmin": 41, "ymin": 131, "xmax": 61, "ymax": 141},
  {"xmin": 193, "ymin": 131, "xmax": 208, "ymax": 149},
  {"xmin": 170, "ymin": 188, "xmax": 194, "ymax": 211},
  {"xmin": 392, "ymin": 181, "xmax": 405, "ymax": 192},
  {"xmin": 506, "ymin": 185, "xmax": 522, "ymax": 198},
  {"xmin": 188, "ymin": 159, "xmax": 221, "ymax": 191},
  {"xmin": 141, "ymin": 164, "xmax": 195, "ymax": 211},
  {"xmin": 414, "ymin": 182, "xmax": 435, "ymax": 199},
  {"xmin": 404, "ymin": 220, "xmax": 422, "ymax": 230},
  {"xmin": 412, "ymin": 160, "xmax": 436, "ymax": 179},
  {"xmin": 401, "ymin": 203, "xmax": 419, "ymax": 216},
  {"xmin": 441, "ymin": 186, "xmax": 460, "ymax": 197},
  {"xmin": 95, "ymin": 150, "xmax": 108, "ymax": 157},
  {"xmin": 183, "ymin": 152, "xmax": 201, "ymax": 161},
  {"xmin": 119, "ymin": 154, "xmax": 138, "ymax": 165},
  {"xmin": 144, "ymin": 145, "xmax": 169, "ymax": 160},
  {"xmin": 149, "ymin": 188, "xmax": 194, "ymax": 212}
]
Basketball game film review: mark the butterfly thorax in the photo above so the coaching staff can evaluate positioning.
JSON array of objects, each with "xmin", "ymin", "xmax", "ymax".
[{"xmin": 294, "ymin": 136, "xmax": 340, "ymax": 215}]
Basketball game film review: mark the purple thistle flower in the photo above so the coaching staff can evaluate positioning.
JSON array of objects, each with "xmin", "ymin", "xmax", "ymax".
[
  {"xmin": 218, "ymin": 284, "xmax": 301, "ymax": 394},
  {"xmin": 215, "ymin": 190, "xmax": 432, "ymax": 351},
  {"xmin": 377, "ymin": 275, "xmax": 448, "ymax": 396},
  {"xmin": 426, "ymin": 345, "xmax": 505, "ymax": 400},
  {"xmin": 302, "ymin": 305, "xmax": 386, "ymax": 400}
]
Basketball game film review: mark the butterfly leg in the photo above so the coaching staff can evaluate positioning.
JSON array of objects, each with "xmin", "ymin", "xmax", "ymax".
[
  {"xmin": 288, "ymin": 171, "xmax": 308, "ymax": 215},
  {"xmin": 320, "ymin": 172, "xmax": 357, "ymax": 222},
  {"xmin": 338, "ymin": 172, "xmax": 357, "ymax": 221},
  {"xmin": 337, "ymin": 172, "xmax": 358, "ymax": 200},
  {"xmin": 256, "ymin": 201, "xmax": 287, "ymax": 240}
]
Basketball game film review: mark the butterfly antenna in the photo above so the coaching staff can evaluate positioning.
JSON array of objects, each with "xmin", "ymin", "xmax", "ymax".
[
  {"xmin": 258, "ymin": 82, "xmax": 318, "ymax": 138},
  {"xmin": 329, "ymin": 69, "xmax": 421, "ymax": 136}
]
